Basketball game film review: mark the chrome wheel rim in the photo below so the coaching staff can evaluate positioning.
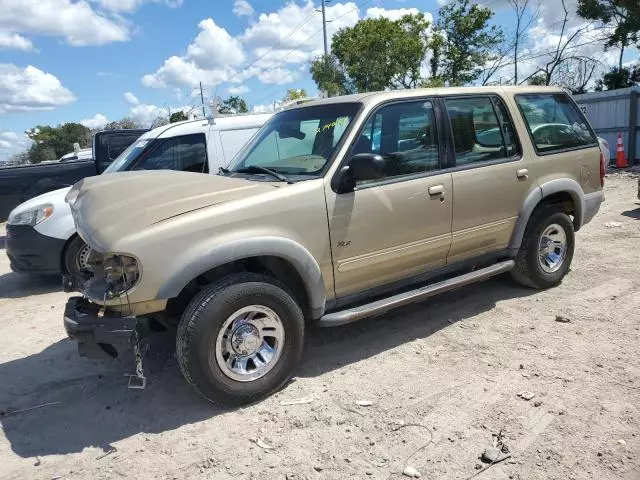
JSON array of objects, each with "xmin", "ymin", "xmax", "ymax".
[
  {"xmin": 215, "ymin": 305, "xmax": 285, "ymax": 382},
  {"xmin": 538, "ymin": 223, "xmax": 567, "ymax": 273},
  {"xmin": 75, "ymin": 243, "xmax": 92, "ymax": 272}
]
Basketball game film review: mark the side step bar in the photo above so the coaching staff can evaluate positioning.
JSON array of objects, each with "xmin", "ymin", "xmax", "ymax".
[{"xmin": 318, "ymin": 260, "xmax": 515, "ymax": 327}]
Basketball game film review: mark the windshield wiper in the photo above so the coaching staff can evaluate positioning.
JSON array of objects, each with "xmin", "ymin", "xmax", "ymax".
[
  {"xmin": 219, "ymin": 167, "xmax": 229, "ymax": 176},
  {"xmin": 235, "ymin": 165, "xmax": 291, "ymax": 183}
]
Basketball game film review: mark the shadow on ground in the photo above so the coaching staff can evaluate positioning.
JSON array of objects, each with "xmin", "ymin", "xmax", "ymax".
[
  {"xmin": 0, "ymin": 274, "xmax": 533, "ymax": 458},
  {"xmin": 0, "ymin": 235, "xmax": 5, "ymax": 250},
  {"xmin": 0, "ymin": 272, "xmax": 61, "ymax": 299},
  {"xmin": 621, "ymin": 207, "xmax": 640, "ymax": 220}
]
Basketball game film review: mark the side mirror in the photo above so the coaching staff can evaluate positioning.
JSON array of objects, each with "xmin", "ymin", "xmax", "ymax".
[
  {"xmin": 333, "ymin": 153, "xmax": 385, "ymax": 194},
  {"xmin": 350, "ymin": 153, "xmax": 385, "ymax": 182}
]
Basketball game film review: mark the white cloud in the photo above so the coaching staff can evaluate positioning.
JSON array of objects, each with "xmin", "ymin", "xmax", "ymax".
[
  {"xmin": 80, "ymin": 113, "xmax": 108, "ymax": 129},
  {"xmin": 0, "ymin": 64, "xmax": 75, "ymax": 113},
  {"xmin": 257, "ymin": 67, "xmax": 298, "ymax": 85},
  {"xmin": 226, "ymin": 85, "xmax": 249, "ymax": 95},
  {"xmin": 124, "ymin": 91, "xmax": 140, "ymax": 105},
  {"xmin": 95, "ymin": 0, "xmax": 184, "ymax": 13},
  {"xmin": 0, "ymin": 31, "xmax": 35, "ymax": 51},
  {"xmin": 252, "ymin": 102, "xmax": 278, "ymax": 113},
  {"xmin": 129, "ymin": 103, "xmax": 195, "ymax": 127},
  {"xmin": 0, "ymin": 130, "xmax": 32, "ymax": 162},
  {"xmin": 0, "ymin": 0, "xmax": 130, "ymax": 46},
  {"xmin": 233, "ymin": 0, "xmax": 254, "ymax": 17},
  {"xmin": 365, "ymin": 7, "xmax": 423, "ymax": 21},
  {"xmin": 143, "ymin": 18, "xmax": 245, "ymax": 89}
]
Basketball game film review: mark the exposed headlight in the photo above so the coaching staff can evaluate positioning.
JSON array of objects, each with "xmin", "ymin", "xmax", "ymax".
[
  {"xmin": 87, "ymin": 253, "xmax": 140, "ymax": 299},
  {"xmin": 8, "ymin": 204, "xmax": 54, "ymax": 226}
]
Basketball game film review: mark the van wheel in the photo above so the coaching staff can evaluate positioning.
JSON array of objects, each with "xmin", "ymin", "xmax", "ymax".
[
  {"xmin": 176, "ymin": 273, "xmax": 304, "ymax": 406},
  {"xmin": 63, "ymin": 236, "xmax": 92, "ymax": 279},
  {"xmin": 511, "ymin": 208, "xmax": 575, "ymax": 289}
]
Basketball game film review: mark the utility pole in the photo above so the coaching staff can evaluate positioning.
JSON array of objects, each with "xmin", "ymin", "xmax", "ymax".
[
  {"xmin": 321, "ymin": 0, "xmax": 328, "ymax": 56},
  {"xmin": 199, "ymin": 82, "xmax": 206, "ymax": 117}
]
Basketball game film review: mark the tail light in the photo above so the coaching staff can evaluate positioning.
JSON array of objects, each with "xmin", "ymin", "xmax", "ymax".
[{"xmin": 599, "ymin": 152, "xmax": 605, "ymax": 187}]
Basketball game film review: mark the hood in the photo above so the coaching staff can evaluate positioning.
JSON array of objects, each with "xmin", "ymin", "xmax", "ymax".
[{"xmin": 67, "ymin": 170, "xmax": 276, "ymax": 251}]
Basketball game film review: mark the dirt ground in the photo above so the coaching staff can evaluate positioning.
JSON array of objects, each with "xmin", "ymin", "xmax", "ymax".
[{"xmin": 0, "ymin": 173, "xmax": 639, "ymax": 480}]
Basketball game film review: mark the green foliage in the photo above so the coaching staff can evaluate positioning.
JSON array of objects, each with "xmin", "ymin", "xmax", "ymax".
[
  {"xmin": 433, "ymin": 0, "xmax": 504, "ymax": 86},
  {"xmin": 577, "ymin": 0, "xmax": 640, "ymax": 68},
  {"xmin": 329, "ymin": 13, "xmax": 431, "ymax": 92},
  {"xmin": 218, "ymin": 96, "xmax": 248, "ymax": 114},
  {"xmin": 595, "ymin": 65, "xmax": 640, "ymax": 91},
  {"xmin": 283, "ymin": 88, "xmax": 308, "ymax": 102},
  {"xmin": 104, "ymin": 117, "xmax": 142, "ymax": 130},
  {"xmin": 25, "ymin": 123, "xmax": 90, "ymax": 163},
  {"xmin": 169, "ymin": 111, "xmax": 189, "ymax": 123},
  {"xmin": 310, "ymin": 54, "xmax": 354, "ymax": 96},
  {"xmin": 151, "ymin": 116, "xmax": 169, "ymax": 128},
  {"xmin": 527, "ymin": 74, "xmax": 548, "ymax": 86}
]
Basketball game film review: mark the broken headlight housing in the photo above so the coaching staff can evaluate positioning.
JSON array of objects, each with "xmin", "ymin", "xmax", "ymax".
[{"xmin": 87, "ymin": 253, "xmax": 141, "ymax": 300}]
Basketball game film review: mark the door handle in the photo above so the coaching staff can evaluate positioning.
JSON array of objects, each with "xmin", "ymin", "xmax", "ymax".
[
  {"xmin": 428, "ymin": 184, "xmax": 444, "ymax": 196},
  {"xmin": 516, "ymin": 169, "xmax": 529, "ymax": 179}
]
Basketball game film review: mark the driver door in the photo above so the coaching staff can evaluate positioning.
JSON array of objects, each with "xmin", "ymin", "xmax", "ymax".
[{"xmin": 325, "ymin": 99, "xmax": 453, "ymax": 298}]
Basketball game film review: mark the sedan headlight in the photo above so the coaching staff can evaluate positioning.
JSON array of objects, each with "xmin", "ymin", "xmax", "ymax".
[{"xmin": 8, "ymin": 204, "xmax": 54, "ymax": 226}]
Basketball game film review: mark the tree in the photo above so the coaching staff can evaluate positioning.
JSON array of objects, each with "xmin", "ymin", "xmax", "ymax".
[
  {"xmin": 25, "ymin": 123, "xmax": 90, "ymax": 163},
  {"xmin": 169, "ymin": 111, "xmax": 188, "ymax": 123},
  {"xmin": 554, "ymin": 57, "xmax": 600, "ymax": 94},
  {"xmin": 432, "ymin": 0, "xmax": 504, "ymax": 86},
  {"xmin": 283, "ymin": 88, "xmax": 308, "ymax": 103},
  {"xmin": 595, "ymin": 64, "xmax": 640, "ymax": 90},
  {"xmin": 507, "ymin": 0, "xmax": 540, "ymax": 85},
  {"xmin": 577, "ymin": 0, "xmax": 640, "ymax": 72},
  {"xmin": 218, "ymin": 96, "xmax": 248, "ymax": 114},
  {"xmin": 151, "ymin": 116, "xmax": 169, "ymax": 128},
  {"xmin": 527, "ymin": 73, "xmax": 548, "ymax": 85},
  {"xmin": 330, "ymin": 13, "xmax": 431, "ymax": 91},
  {"xmin": 310, "ymin": 54, "xmax": 354, "ymax": 96},
  {"xmin": 521, "ymin": 0, "xmax": 592, "ymax": 86},
  {"xmin": 104, "ymin": 117, "xmax": 142, "ymax": 130}
]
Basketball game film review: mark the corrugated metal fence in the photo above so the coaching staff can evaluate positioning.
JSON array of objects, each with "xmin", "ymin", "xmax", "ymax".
[{"xmin": 574, "ymin": 86, "xmax": 640, "ymax": 164}]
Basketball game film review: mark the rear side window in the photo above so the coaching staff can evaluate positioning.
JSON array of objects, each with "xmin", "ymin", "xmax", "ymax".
[
  {"xmin": 136, "ymin": 133, "xmax": 208, "ymax": 173},
  {"xmin": 515, "ymin": 93, "xmax": 597, "ymax": 154},
  {"xmin": 445, "ymin": 96, "xmax": 518, "ymax": 166}
]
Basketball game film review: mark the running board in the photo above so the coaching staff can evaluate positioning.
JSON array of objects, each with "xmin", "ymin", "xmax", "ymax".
[{"xmin": 318, "ymin": 260, "xmax": 515, "ymax": 327}]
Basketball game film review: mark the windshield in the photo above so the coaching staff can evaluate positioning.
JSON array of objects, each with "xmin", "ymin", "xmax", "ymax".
[
  {"xmin": 103, "ymin": 138, "xmax": 154, "ymax": 173},
  {"xmin": 228, "ymin": 103, "xmax": 360, "ymax": 176}
]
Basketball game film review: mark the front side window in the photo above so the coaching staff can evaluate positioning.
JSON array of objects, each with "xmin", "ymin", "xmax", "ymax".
[
  {"xmin": 136, "ymin": 133, "xmax": 208, "ymax": 173},
  {"xmin": 516, "ymin": 93, "xmax": 597, "ymax": 153},
  {"xmin": 446, "ymin": 96, "xmax": 516, "ymax": 166},
  {"xmin": 103, "ymin": 137, "xmax": 153, "ymax": 173},
  {"xmin": 229, "ymin": 103, "xmax": 360, "ymax": 176},
  {"xmin": 353, "ymin": 100, "xmax": 439, "ymax": 184}
]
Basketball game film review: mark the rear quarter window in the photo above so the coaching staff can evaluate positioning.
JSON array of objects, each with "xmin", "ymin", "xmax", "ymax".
[{"xmin": 515, "ymin": 93, "xmax": 597, "ymax": 154}]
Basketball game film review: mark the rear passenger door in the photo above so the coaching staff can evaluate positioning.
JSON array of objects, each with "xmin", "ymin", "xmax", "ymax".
[{"xmin": 445, "ymin": 95, "xmax": 534, "ymax": 263}]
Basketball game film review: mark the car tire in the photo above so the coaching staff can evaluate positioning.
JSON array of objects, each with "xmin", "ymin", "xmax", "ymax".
[
  {"xmin": 511, "ymin": 207, "xmax": 575, "ymax": 289},
  {"xmin": 176, "ymin": 273, "xmax": 305, "ymax": 406},
  {"xmin": 63, "ymin": 235, "xmax": 92, "ymax": 279}
]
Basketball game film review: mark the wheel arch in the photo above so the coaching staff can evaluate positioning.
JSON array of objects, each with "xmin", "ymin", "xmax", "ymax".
[
  {"xmin": 509, "ymin": 179, "xmax": 584, "ymax": 252},
  {"xmin": 157, "ymin": 237, "xmax": 327, "ymax": 318}
]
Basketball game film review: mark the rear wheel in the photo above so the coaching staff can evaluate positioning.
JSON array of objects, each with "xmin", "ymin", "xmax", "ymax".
[
  {"xmin": 176, "ymin": 273, "xmax": 304, "ymax": 405},
  {"xmin": 511, "ymin": 208, "xmax": 575, "ymax": 289},
  {"xmin": 63, "ymin": 236, "xmax": 92, "ymax": 279}
]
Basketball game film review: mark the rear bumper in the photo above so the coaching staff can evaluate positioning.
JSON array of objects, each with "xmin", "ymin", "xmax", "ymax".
[
  {"xmin": 6, "ymin": 224, "xmax": 66, "ymax": 274},
  {"xmin": 582, "ymin": 190, "xmax": 604, "ymax": 226},
  {"xmin": 64, "ymin": 296, "xmax": 138, "ymax": 359}
]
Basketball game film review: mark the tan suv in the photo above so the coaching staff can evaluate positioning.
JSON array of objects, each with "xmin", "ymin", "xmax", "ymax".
[{"xmin": 63, "ymin": 86, "xmax": 605, "ymax": 404}]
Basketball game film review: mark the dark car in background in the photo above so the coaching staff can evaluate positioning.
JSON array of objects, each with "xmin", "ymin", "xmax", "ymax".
[{"xmin": 0, "ymin": 129, "xmax": 147, "ymax": 221}]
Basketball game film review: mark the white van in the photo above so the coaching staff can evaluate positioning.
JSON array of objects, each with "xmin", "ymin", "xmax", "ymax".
[{"xmin": 6, "ymin": 113, "xmax": 272, "ymax": 278}]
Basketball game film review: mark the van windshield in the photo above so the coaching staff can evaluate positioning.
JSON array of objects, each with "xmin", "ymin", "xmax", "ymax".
[
  {"xmin": 103, "ymin": 138, "xmax": 155, "ymax": 173},
  {"xmin": 228, "ymin": 103, "xmax": 360, "ymax": 176}
]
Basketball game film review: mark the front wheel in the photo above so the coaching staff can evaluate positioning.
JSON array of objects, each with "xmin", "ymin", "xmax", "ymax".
[
  {"xmin": 63, "ymin": 235, "xmax": 92, "ymax": 279},
  {"xmin": 511, "ymin": 208, "xmax": 575, "ymax": 289},
  {"xmin": 176, "ymin": 273, "xmax": 305, "ymax": 405}
]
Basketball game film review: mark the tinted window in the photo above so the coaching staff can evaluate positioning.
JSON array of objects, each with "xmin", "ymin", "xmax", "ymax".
[
  {"xmin": 230, "ymin": 103, "xmax": 359, "ymax": 175},
  {"xmin": 446, "ymin": 96, "xmax": 516, "ymax": 165},
  {"xmin": 516, "ymin": 93, "xmax": 597, "ymax": 153},
  {"xmin": 136, "ymin": 134, "xmax": 208, "ymax": 173},
  {"xmin": 354, "ymin": 100, "xmax": 439, "ymax": 184}
]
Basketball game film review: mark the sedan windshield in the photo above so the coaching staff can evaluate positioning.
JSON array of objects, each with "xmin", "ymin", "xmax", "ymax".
[
  {"xmin": 103, "ymin": 138, "xmax": 155, "ymax": 173},
  {"xmin": 228, "ymin": 103, "xmax": 360, "ymax": 176}
]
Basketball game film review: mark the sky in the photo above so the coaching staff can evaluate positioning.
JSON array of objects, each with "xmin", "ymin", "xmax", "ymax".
[{"xmin": 0, "ymin": 0, "xmax": 638, "ymax": 161}]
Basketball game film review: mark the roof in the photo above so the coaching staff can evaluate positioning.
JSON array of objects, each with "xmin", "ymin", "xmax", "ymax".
[
  {"xmin": 293, "ymin": 86, "xmax": 568, "ymax": 109},
  {"xmin": 142, "ymin": 113, "xmax": 273, "ymax": 140}
]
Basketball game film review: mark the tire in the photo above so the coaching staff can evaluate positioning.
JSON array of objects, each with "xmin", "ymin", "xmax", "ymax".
[
  {"xmin": 511, "ymin": 207, "xmax": 575, "ymax": 289},
  {"xmin": 63, "ymin": 235, "xmax": 92, "ymax": 279},
  {"xmin": 176, "ymin": 273, "xmax": 305, "ymax": 406}
]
